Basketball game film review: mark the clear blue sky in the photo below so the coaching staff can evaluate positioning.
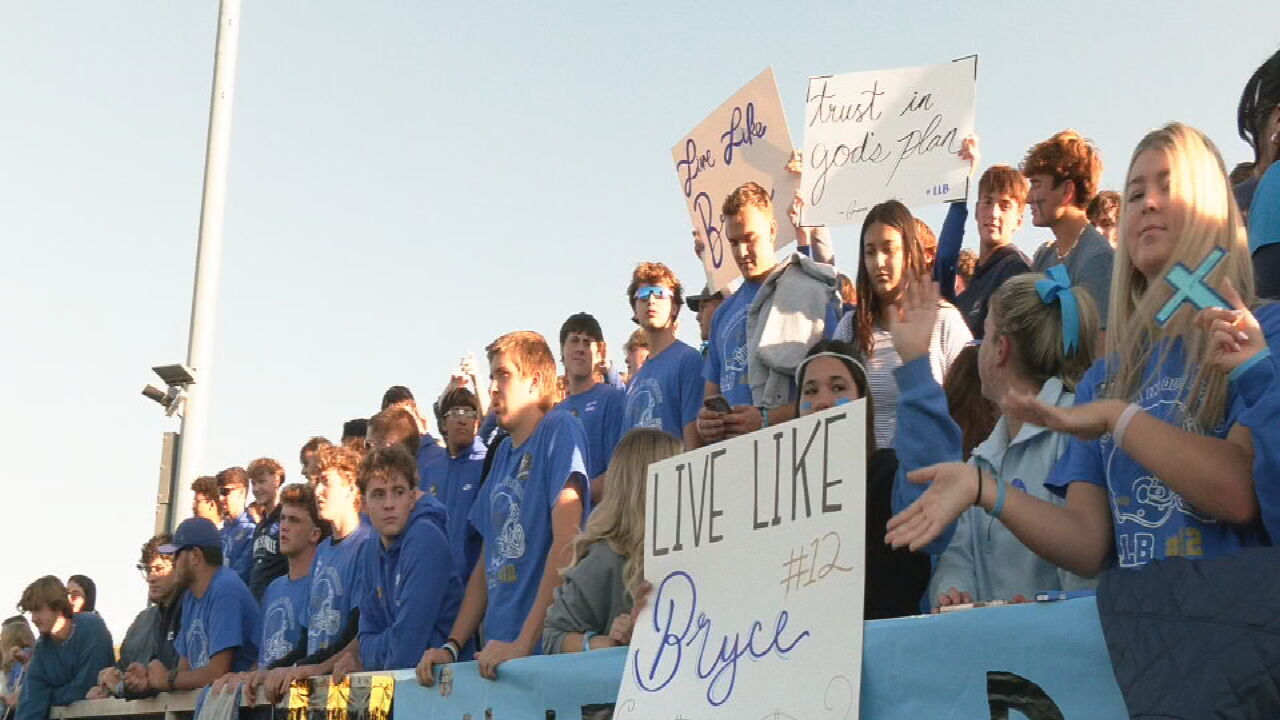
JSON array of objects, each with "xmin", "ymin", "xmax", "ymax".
[{"xmin": 2, "ymin": 1, "xmax": 1276, "ymax": 640}]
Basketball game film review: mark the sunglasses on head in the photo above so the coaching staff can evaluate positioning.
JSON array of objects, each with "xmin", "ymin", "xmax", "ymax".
[{"xmin": 634, "ymin": 285, "xmax": 670, "ymax": 301}]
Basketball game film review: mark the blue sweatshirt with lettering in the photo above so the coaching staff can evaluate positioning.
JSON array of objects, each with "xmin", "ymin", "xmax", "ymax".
[
  {"xmin": 358, "ymin": 495, "xmax": 465, "ymax": 670},
  {"xmin": 16, "ymin": 614, "xmax": 115, "ymax": 720}
]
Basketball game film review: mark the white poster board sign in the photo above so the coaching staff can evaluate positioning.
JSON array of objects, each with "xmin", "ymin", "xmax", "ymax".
[
  {"xmin": 800, "ymin": 57, "xmax": 977, "ymax": 227},
  {"xmin": 616, "ymin": 402, "xmax": 867, "ymax": 720},
  {"xmin": 673, "ymin": 68, "xmax": 799, "ymax": 293}
]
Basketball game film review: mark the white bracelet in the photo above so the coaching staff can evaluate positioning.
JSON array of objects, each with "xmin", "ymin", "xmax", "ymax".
[{"xmin": 1113, "ymin": 403, "xmax": 1142, "ymax": 450}]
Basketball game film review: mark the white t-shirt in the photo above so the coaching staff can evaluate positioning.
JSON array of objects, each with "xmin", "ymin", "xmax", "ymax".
[{"xmin": 834, "ymin": 303, "xmax": 972, "ymax": 448}]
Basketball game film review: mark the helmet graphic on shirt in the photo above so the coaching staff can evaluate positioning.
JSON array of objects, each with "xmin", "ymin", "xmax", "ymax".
[
  {"xmin": 626, "ymin": 378, "xmax": 664, "ymax": 429},
  {"xmin": 185, "ymin": 618, "xmax": 210, "ymax": 669},
  {"xmin": 262, "ymin": 598, "xmax": 294, "ymax": 665},
  {"xmin": 307, "ymin": 567, "xmax": 343, "ymax": 648},
  {"xmin": 491, "ymin": 453, "xmax": 531, "ymax": 566}
]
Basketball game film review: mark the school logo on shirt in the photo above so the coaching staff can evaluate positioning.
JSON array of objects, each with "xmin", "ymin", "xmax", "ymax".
[
  {"xmin": 262, "ymin": 597, "xmax": 295, "ymax": 665},
  {"xmin": 308, "ymin": 565, "xmax": 344, "ymax": 647},
  {"xmin": 184, "ymin": 618, "xmax": 210, "ymax": 668},
  {"xmin": 717, "ymin": 302, "xmax": 750, "ymax": 395},
  {"xmin": 625, "ymin": 377, "xmax": 664, "ymax": 429},
  {"xmin": 489, "ymin": 452, "xmax": 531, "ymax": 588}
]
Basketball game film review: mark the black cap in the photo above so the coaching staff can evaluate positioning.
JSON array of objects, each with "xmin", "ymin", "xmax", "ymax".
[
  {"xmin": 342, "ymin": 418, "xmax": 368, "ymax": 439},
  {"xmin": 686, "ymin": 285, "xmax": 724, "ymax": 311}
]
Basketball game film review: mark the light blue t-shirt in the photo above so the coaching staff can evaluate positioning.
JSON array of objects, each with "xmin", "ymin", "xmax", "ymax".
[
  {"xmin": 624, "ymin": 340, "xmax": 704, "ymax": 440},
  {"xmin": 556, "ymin": 382, "xmax": 627, "ymax": 482},
  {"xmin": 258, "ymin": 572, "xmax": 310, "ymax": 667},
  {"xmin": 306, "ymin": 520, "xmax": 375, "ymax": 655},
  {"xmin": 468, "ymin": 410, "xmax": 589, "ymax": 647},
  {"xmin": 1045, "ymin": 307, "xmax": 1280, "ymax": 568},
  {"xmin": 175, "ymin": 566, "xmax": 259, "ymax": 672},
  {"xmin": 703, "ymin": 280, "xmax": 761, "ymax": 406},
  {"xmin": 422, "ymin": 438, "xmax": 487, "ymax": 579}
]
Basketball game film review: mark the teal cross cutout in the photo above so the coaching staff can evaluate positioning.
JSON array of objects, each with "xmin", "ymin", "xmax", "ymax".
[{"xmin": 1156, "ymin": 247, "xmax": 1229, "ymax": 326}]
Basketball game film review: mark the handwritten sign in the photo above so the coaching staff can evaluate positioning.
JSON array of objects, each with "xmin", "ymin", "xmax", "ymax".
[
  {"xmin": 616, "ymin": 403, "xmax": 866, "ymax": 720},
  {"xmin": 673, "ymin": 67, "xmax": 799, "ymax": 293},
  {"xmin": 800, "ymin": 57, "xmax": 978, "ymax": 227}
]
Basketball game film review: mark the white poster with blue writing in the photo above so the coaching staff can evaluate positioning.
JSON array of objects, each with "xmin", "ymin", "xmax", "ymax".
[
  {"xmin": 673, "ymin": 67, "xmax": 798, "ymax": 293},
  {"xmin": 616, "ymin": 403, "xmax": 866, "ymax": 720},
  {"xmin": 800, "ymin": 57, "xmax": 978, "ymax": 227}
]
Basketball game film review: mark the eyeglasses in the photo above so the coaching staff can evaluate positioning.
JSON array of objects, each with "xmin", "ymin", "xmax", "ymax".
[
  {"xmin": 445, "ymin": 407, "xmax": 478, "ymax": 420},
  {"xmin": 136, "ymin": 562, "xmax": 172, "ymax": 579},
  {"xmin": 634, "ymin": 285, "xmax": 670, "ymax": 301}
]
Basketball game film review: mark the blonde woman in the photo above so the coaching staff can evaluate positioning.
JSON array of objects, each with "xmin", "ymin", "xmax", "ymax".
[
  {"xmin": 1, "ymin": 617, "xmax": 35, "ymax": 710},
  {"xmin": 542, "ymin": 428, "xmax": 682, "ymax": 654},
  {"xmin": 888, "ymin": 123, "xmax": 1280, "ymax": 575}
]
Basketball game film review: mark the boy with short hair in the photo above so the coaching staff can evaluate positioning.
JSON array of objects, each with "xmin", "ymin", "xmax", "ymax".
[
  {"xmin": 416, "ymin": 331, "xmax": 590, "ymax": 684},
  {"xmin": 422, "ymin": 387, "xmax": 487, "ymax": 579},
  {"xmin": 14, "ymin": 576, "xmax": 114, "ymax": 720},
  {"xmin": 622, "ymin": 262, "xmax": 704, "ymax": 447},
  {"xmin": 1022, "ymin": 130, "xmax": 1113, "ymax": 328},
  {"xmin": 217, "ymin": 467, "xmax": 256, "ymax": 584},
  {"xmin": 954, "ymin": 164, "xmax": 1033, "ymax": 338},
  {"xmin": 191, "ymin": 476, "xmax": 222, "ymax": 525},
  {"xmin": 555, "ymin": 312, "xmax": 626, "ymax": 501},
  {"xmin": 247, "ymin": 457, "xmax": 287, "ymax": 601}
]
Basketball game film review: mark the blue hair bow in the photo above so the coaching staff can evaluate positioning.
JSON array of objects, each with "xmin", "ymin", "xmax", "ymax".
[{"xmin": 1035, "ymin": 265, "xmax": 1080, "ymax": 355}]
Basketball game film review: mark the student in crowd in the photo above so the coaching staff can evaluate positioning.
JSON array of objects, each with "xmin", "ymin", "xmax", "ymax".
[
  {"xmin": 622, "ymin": 328, "xmax": 648, "ymax": 384},
  {"xmin": 954, "ymin": 249, "xmax": 977, "ymax": 295},
  {"xmin": 1088, "ymin": 190, "xmax": 1121, "ymax": 247},
  {"xmin": 543, "ymin": 428, "xmax": 682, "ymax": 654},
  {"xmin": 1235, "ymin": 47, "xmax": 1280, "ymax": 215},
  {"xmin": 1024, "ymin": 130, "xmax": 1113, "ymax": 332},
  {"xmin": 1252, "ymin": 164, "xmax": 1280, "ymax": 299},
  {"xmin": 247, "ymin": 457, "xmax": 287, "ymax": 601},
  {"xmin": 686, "ymin": 286, "xmax": 724, "ymax": 355},
  {"xmin": 416, "ymin": 331, "xmax": 589, "ymax": 685},
  {"xmin": 367, "ymin": 407, "xmax": 422, "ymax": 458},
  {"xmin": 340, "ymin": 419, "xmax": 368, "ymax": 454},
  {"xmin": 140, "ymin": 518, "xmax": 258, "ymax": 693},
  {"xmin": 955, "ymin": 164, "xmax": 1034, "ymax": 338},
  {"xmin": 698, "ymin": 182, "xmax": 841, "ymax": 446},
  {"xmin": 422, "ymin": 387, "xmax": 487, "ymax": 579},
  {"xmin": 332, "ymin": 447, "xmax": 463, "ymax": 677},
  {"xmin": 793, "ymin": 340, "xmax": 931, "ymax": 618},
  {"xmin": 298, "ymin": 437, "xmax": 332, "ymax": 484},
  {"xmin": 218, "ymin": 467, "xmax": 256, "ymax": 584},
  {"xmin": 888, "ymin": 123, "xmax": 1280, "ymax": 574},
  {"xmin": 64, "ymin": 576, "xmax": 95, "ymax": 616},
  {"xmin": 13, "ymin": 577, "xmax": 113, "ymax": 720},
  {"xmin": 889, "ymin": 270, "xmax": 1099, "ymax": 607},
  {"xmin": 191, "ymin": 476, "xmax": 222, "ymax": 525},
  {"xmin": 89, "ymin": 534, "xmax": 183, "ymax": 700},
  {"xmin": 942, "ymin": 345, "xmax": 998, "ymax": 461},
  {"xmin": 555, "ymin": 312, "xmax": 626, "ymax": 501},
  {"xmin": 381, "ymin": 385, "xmax": 447, "ymax": 474},
  {"xmin": 622, "ymin": 263, "xmax": 703, "ymax": 446},
  {"xmin": 259, "ymin": 445, "xmax": 375, "ymax": 702},
  {"xmin": 0, "ymin": 617, "xmax": 34, "ymax": 711},
  {"xmin": 835, "ymin": 200, "xmax": 972, "ymax": 448},
  {"xmin": 916, "ymin": 218, "xmax": 938, "ymax": 271}
]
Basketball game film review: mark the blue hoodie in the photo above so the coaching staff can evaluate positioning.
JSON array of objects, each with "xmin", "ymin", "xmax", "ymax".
[
  {"xmin": 16, "ymin": 613, "xmax": 114, "ymax": 720},
  {"xmin": 891, "ymin": 356, "xmax": 966, "ymax": 554},
  {"xmin": 358, "ymin": 494, "xmax": 464, "ymax": 670},
  {"xmin": 221, "ymin": 510, "xmax": 256, "ymax": 585}
]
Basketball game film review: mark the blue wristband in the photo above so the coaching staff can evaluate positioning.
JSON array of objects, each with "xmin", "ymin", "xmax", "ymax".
[
  {"xmin": 1229, "ymin": 346, "xmax": 1272, "ymax": 383},
  {"xmin": 987, "ymin": 478, "xmax": 1007, "ymax": 519},
  {"xmin": 582, "ymin": 631, "xmax": 597, "ymax": 652}
]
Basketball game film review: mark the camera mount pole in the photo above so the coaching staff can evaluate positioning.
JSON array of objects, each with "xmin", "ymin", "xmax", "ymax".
[{"xmin": 171, "ymin": 0, "xmax": 242, "ymax": 530}]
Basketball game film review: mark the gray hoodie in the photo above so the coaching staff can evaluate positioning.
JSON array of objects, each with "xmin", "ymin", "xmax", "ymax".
[{"xmin": 542, "ymin": 540, "xmax": 632, "ymax": 654}]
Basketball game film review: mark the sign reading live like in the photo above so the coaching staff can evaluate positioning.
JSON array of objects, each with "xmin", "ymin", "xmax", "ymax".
[
  {"xmin": 673, "ymin": 67, "xmax": 798, "ymax": 293},
  {"xmin": 615, "ymin": 403, "xmax": 867, "ymax": 720},
  {"xmin": 800, "ymin": 57, "xmax": 978, "ymax": 227}
]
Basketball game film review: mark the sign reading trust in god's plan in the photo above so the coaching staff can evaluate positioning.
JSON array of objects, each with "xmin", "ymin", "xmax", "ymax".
[
  {"xmin": 800, "ymin": 57, "xmax": 978, "ymax": 228},
  {"xmin": 673, "ymin": 67, "xmax": 798, "ymax": 294},
  {"xmin": 615, "ymin": 402, "xmax": 867, "ymax": 720}
]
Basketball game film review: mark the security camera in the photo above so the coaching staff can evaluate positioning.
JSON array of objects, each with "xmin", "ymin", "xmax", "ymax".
[
  {"xmin": 142, "ymin": 384, "xmax": 172, "ymax": 408},
  {"xmin": 141, "ymin": 383, "xmax": 186, "ymax": 417}
]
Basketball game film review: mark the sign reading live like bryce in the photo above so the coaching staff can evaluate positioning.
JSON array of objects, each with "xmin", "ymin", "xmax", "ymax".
[
  {"xmin": 615, "ymin": 402, "xmax": 867, "ymax": 720},
  {"xmin": 800, "ymin": 57, "xmax": 978, "ymax": 227},
  {"xmin": 673, "ymin": 67, "xmax": 799, "ymax": 293}
]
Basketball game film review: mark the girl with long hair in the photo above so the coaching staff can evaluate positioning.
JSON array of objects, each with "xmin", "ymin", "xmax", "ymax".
[
  {"xmin": 888, "ymin": 123, "xmax": 1280, "ymax": 574},
  {"xmin": 542, "ymin": 428, "xmax": 682, "ymax": 654},
  {"xmin": 834, "ymin": 200, "xmax": 972, "ymax": 450}
]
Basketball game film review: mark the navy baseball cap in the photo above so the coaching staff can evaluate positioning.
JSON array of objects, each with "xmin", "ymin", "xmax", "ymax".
[
  {"xmin": 157, "ymin": 517, "xmax": 222, "ymax": 553},
  {"xmin": 686, "ymin": 285, "xmax": 724, "ymax": 311}
]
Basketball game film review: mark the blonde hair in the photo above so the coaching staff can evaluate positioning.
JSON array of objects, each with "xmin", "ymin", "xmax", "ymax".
[
  {"xmin": 1, "ymin": 617, "xmax": 34, "ymax": 672},
  {"xmin": 565, "ymin": 428, "xmax": 682, "ymax": 600},
  {"xmin": 486, "ymin": 331, "xmax": 559, "ymax": 412},
  {"xmin": 1105, "ymin": 122, "xmax": 1255, "ymax": 430},
  {"xmin": 990, "ymin": 273, "xmax": 1099, "ymax": 391}
]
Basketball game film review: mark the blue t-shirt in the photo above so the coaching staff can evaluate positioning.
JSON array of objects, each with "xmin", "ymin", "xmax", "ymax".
[
  {"xmin": 555, "ymin": 383, "xmax": 627, "ymax": 482},
  {"xmin": 258, "ymin": 572, "xmax": 310, "ymax": 667},
  {"xmin": 704, "ymin": 280, "xmax": 761, "ymax": 406},
  {"xmin": 175, "ymin": 566, "xmax": 259, "ymax": 672},
  {"xmin": 306, "ymin": 520, "xmax": 375, "ymax": 655},
  {"xmin": 1045, "ymin": 309, "xmax": 1280, "ymax": 568},
  {"xmin": 421, "ymin": 438, "xmax": 487, "ymax": 579},
  {"xmin": 221, "ymin": 511, "xmax": 256, "ymax": 586},
  {"xmin": 468, "ymin": 410, "xmax": 589, "ymax": 646},
  {"xmin": 624, "ymin": 340, "xmax": 704, "ymax": 440}
]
